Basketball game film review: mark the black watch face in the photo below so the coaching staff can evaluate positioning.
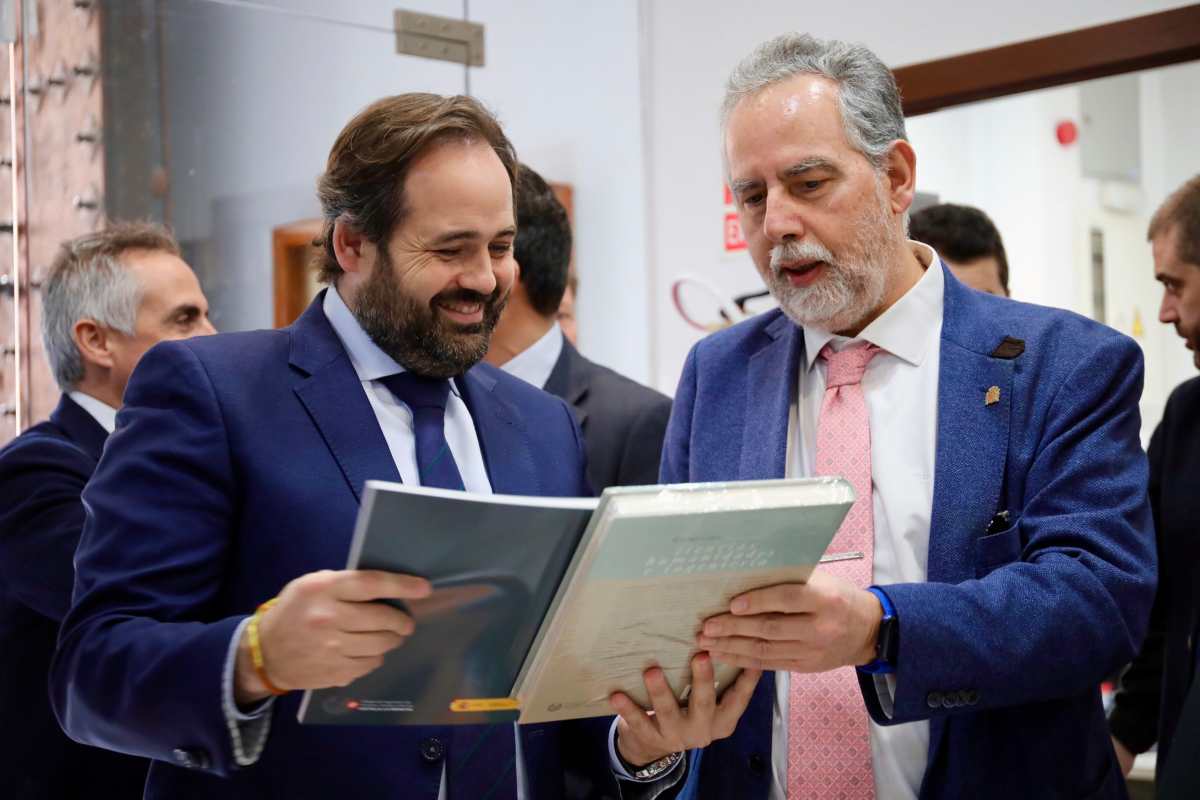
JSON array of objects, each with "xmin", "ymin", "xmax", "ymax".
[{"xmin": 878, "ymin": 615, "xmax": 898, "ymax": 663}]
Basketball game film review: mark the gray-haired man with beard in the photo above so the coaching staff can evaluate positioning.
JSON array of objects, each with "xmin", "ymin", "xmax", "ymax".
[
  {"xmin": 610, "ymin": 33, "xmax": 1155, "ymax": 800},
  {"xmin": 50, "ymin": 94, "xmax": 687, "ymax": 799}
]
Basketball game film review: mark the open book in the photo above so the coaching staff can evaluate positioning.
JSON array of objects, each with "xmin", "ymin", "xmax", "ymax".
[{"xmin": 297, "ymin": 478, "xmax": 853, "ymax": 727}]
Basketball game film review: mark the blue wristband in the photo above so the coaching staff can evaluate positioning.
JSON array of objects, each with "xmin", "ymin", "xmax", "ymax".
[{"xmin": 857, "ymin": 586, "xmax": 897, "ymax": 675}]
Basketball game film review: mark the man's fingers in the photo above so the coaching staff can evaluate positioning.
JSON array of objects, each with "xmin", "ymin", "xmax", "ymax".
[
  {"xmin": 712, "ymin": 667, "xmax": 763, "ymax": 737},
  {"xmin": 332, "ymin": 570, "xmax": 432, "ymax": 602},
  {"xmin": 728, "ymin": 582, "xmax": 810, "ymax": 615},
  {"xmin": 644, "ymin": 667, "xmax": 685, "ymax": 740},
  {"xmin": 701, "ymin": 611, "xmax": 806, "ymax": 641},
  {"xmin": 709, "ymin": 650, "xmax": 766, "ymax": 671},
  {"xmin": 702, "ymin": 634, "xmax": 801, "ymax": 662},
  {"xmin": 337, "ymin": 630, "xmax": 407, "ymax": 658},
  {"xmin": 609, "ymin": 693, "xmax": 663, "ymax": 751},
  {"xmin": 337, "ymin": 599, "xmax": 417, "ymax": 636},
  {"xmin": 686, "ymin": 653, "xmax": 717, "ymax": 724}
]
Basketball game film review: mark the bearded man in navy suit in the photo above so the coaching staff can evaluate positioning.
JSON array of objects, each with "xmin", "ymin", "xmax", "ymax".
[
  {"xmin": 607, "ymin": 34, "xmax": 1157, "ymax": 800},
  {"xmin": 50, "ymin": 94, "xmax": 700, "ymax": 800},
  {"xmin": 0, "ymin": 222, "xmax": 215, "ymax": 798}
]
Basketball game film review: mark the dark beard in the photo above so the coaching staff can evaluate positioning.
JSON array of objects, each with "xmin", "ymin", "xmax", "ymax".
[{"xmin": 351, "ymin": 251, "xmax": 508, "ymax": 379}]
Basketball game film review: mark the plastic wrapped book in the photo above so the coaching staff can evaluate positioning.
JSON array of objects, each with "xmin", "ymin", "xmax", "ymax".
[{"xmin": 298, "ymin": 477, "xmax": 853, "ymax": 727}]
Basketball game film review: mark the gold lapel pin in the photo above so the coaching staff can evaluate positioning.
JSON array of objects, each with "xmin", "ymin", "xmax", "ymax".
[{"xmin": 985, "ymin": 386, "xmax": 1001, "ymax": 406}]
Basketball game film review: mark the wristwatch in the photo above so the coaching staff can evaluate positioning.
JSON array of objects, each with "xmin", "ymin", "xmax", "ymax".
[
  {"xmin": 858, "ymin": 586, "xmax": 898, "ymax": 675},
  {"xmin": 622, "ymin": 749, "xmax": 685, "ymax": 780}
]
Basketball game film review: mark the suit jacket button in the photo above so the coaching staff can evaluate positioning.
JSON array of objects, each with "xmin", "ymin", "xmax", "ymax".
[
  {"xmin": 172, "ymin": 748, "xmax": 197, "ymax": 769},
  {"xmin": 748, "ymin": 753, "xmax": 766, "ymax": 775},
  {"xmin": 965, "ymin": 690, "xmax": 979, "ymax": 706},
  {"xmin": 420, "ymin": 737, "xmax": 445, "ymax": 763},
  {"xmin": 926, "ymin": 691, "xmax": 942, "ymax": 709}
]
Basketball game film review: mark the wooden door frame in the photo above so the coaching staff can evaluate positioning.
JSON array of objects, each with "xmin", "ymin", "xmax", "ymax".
[{"xmin": 893, "ymin": 4, "xmax": 1200, "ymax": 116}]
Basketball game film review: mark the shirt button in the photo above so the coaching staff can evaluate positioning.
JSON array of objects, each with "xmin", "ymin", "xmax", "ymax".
[
  {"xmin": 926, "ymin": 691, "xmax": 943, "ymax": 709},
  {"xmin": 419, "ymin": 737, "xmax": 445, "ymax": 763}
]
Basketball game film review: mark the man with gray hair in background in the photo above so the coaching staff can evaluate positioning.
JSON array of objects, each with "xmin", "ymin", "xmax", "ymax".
[
  {"xmin": 0, "ymin": 221, "xmax": 214, "ymax": 798},
  {"xmin": 610, "ymin": 33, "xmax": 1155, "ymax": 799}
]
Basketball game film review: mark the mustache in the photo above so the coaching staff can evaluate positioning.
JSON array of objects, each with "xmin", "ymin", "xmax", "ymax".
[
  {"xmin": 431, "ymin": 287, "xmax": 502, "ymax": 307},
  {"xmin": 769, "ymin": 239, "xmax": 836, "ymax": 272}
]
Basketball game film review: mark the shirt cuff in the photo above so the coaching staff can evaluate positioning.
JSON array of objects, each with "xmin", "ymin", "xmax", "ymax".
[
  {"xmin": 608, "ymin": 717, "xmax": 687, "ymax": 789},
  {"xmin": 221, "ymin": 617, "xmax": 275, "ymax": 766}
]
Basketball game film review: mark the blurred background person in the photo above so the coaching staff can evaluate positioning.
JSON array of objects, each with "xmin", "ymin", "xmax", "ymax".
[
  {"xmin": 0, "ymin": 222, "xmax": 214, "ymax": 799},
  {"xmin": 909, "ymin": 203, "xmax": 1010, "ymax": 296},
  {"xmin": 1109, "ymin": 174, "xmax": 1200, "ymax": 790},
  {"xmin": 486, "ymin": 163, "xmax": 671, "ymax": 489}
]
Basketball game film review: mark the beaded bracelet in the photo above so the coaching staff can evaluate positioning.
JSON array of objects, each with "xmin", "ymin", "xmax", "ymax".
[{"xmin": 247, "ymin": 598, "xmax": 288, "ymax": 696}]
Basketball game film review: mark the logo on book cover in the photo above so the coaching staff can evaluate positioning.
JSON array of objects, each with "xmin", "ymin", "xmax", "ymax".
[{"xmin": 322, "ymin": 695, "xmax": 415, "ymax": 714}]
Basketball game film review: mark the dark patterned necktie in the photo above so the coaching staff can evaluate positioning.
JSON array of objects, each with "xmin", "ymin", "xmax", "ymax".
[{"xmin": 380, "ymin": 372, "xmax": 466, "ymax": 491}]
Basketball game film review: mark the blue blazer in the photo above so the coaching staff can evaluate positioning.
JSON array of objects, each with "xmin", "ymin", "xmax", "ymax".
[
  {"xmin": 49, "ymin": 296, "xmax": 618, "ymax": 799},
  {"xmin": 0, "ymin": 395, "xmax": 149, "ymax": 798},
  {"xmin": 661, "ymin": 267, "xmax": 1156, "ymax": 799}
]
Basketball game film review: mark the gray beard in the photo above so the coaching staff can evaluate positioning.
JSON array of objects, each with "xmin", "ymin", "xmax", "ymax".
[{"xmin": 764, "ymin": 190, "xmax": 895, "ymax": 334}]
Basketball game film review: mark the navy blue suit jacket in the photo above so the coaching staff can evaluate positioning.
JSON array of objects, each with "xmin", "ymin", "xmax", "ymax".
[
  {"xmin": 0, "ymin": 395, "xmax": 148, "ymax": 798},
  {"xmin": 661, "ymin": 267, "xmax": 1156, "ymax": 799},
  {"xmin": 49, "ymin": 296, "xmax": 618, "ymax": 799}
]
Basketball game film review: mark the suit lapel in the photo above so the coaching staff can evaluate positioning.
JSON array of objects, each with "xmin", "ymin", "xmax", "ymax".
[
  {"xmin": 928, "ymin": 271, "xmax": 1015, "ymax": 582},
  {"xmin": 456, "ymin": 367, "xmax": 540, "ymax": 495},
  {"xmin": 545, "ymin": 341, "xmax": 589, "ymax": 429},
  {"xmin": 290, "ymin": 294, "xmax": 400, "ymax": 503},
  {"xmin": 925, "ymin": 267, "xmax": 1016, "ymax": 763},
  {"xmin": 51, "ymin": 394, "xmax": 108, "ymax": 461},
  {"xmin": 738, "ymin": 314, "xmax": 803, "ymax": 480},
  {"xmin": 927, "ymin": 346, "xmax": 1012, "ymax": 583}
]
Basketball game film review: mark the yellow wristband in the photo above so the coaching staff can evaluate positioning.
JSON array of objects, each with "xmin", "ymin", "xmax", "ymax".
[{"xmin": 248, "ymin": 598, "xmax": 287, "ymax": 696}]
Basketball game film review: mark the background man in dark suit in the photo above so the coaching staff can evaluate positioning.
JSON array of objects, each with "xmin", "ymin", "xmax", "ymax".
[
  {"xmin": 1110, "ymin": 173, "xmax": 1200, "ymax": 789},
  {"xmin": 486, "ymin": 163, "xmax": 671, "ymax": 490},
  {"xmin": 49, "ymin": 94, "xmax": 690, "ymax": 799},
  {"xmin": 613, "ymin": 33, "xmax": 1155, "ymax": 799},
  {"xmin": 909, "ymin": 203, "xmax": 1010, "ymax": 297},
  {"xmin": 0, "ymin": 221, "xmax": 214, "ymax": 798}
]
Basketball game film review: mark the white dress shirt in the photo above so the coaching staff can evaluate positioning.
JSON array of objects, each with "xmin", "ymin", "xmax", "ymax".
[
  {"xmin": 68, "ymin": 390, "xmax": 117, "ymax": 434},
  {"xmin": 770, "ymin": 243, "xmax": 944, "ymax": 799},
  {"xmin": 499, "ymin": 322, "xmax": 564, "ymax": 390}
]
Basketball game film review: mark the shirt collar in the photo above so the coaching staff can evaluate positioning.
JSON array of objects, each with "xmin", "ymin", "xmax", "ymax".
[
  {"xmin": 499, "ymin": 323, "xmax": 564, "ymax": 389},
  {"xmin": 323, "ymin": 284, "xmax": 408, "ymax": 382},
  {"xmin": 802, "ymin": 240, "xmax": 944, "ymax": 371},
  {"xmin": 68, "ymin": 390, "xmax": 118, "ymax": 434}
]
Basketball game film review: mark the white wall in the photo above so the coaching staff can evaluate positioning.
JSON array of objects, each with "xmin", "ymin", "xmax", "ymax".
[
  {"xmin": 643, "ymin": 0, "xmax": 1198, "ymax": 393},
  {"xmin": 468, "ymin": 0, "xmax": 650, "ymax": 383}
]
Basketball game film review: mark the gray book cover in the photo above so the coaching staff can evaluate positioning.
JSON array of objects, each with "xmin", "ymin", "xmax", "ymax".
[{"xmin": 298, "ymin": 483, "xmax": 597, "ymax": 727}]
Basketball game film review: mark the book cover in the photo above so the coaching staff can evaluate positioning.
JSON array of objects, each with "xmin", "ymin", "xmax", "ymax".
[
  {"xmin": 514, "ymin": 478, "xmax": 854, "ymax": 723},
  {"xmin": 297, "ymin": 482, "xmax": 597, "ymax": 727},
  {"xmin": 298, "ymin": 477, "xmax": 853, "ymax": 728}
]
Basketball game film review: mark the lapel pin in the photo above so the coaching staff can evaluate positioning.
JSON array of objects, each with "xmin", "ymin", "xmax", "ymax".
[{"xmin": 985, "ymin": 386, "xmax": 1001, "ymax": 406}]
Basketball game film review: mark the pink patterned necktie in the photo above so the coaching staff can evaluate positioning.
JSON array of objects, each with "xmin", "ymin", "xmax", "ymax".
[{"xmin": 787, "ymin": 341, "xmax": 881, "ymax": 799}]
